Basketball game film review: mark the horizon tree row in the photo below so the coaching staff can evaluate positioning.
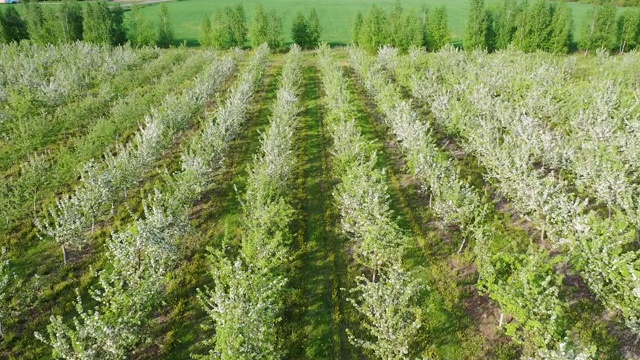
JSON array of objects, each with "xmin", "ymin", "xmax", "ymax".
[
  {"xmin": 200, "ymin": 4, "xmax": 322, "ymax": 50},
  {"xmin": 352, "ymin": 1, "xmax": 450, "ymax": 53},
  {"xmin": 0, "ymin": 0, "xmax": 175, "ymax": 47},
  {"xmin": 466, "ymin": 0, "xmax": 640, "ymax": 53}
]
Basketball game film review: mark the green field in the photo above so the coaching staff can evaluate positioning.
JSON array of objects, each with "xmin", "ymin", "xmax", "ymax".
[{"xmin": 133, "ymin": 0, "xmax": 619, "ymax": 45}]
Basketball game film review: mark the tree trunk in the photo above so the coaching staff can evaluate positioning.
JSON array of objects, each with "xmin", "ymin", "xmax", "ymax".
[
  {"xmin": 457, "ymin": 237, "xmax": 466, "ymax": 254},
  {"xmin": 0, "ymin": 319, "xmax": 4, "ymax": 338},
  {"xmin": 62, "ymin": 244, "xmax": 67, "ymax": 265},
  {"xmin": 498, "ymin": 313, "xmax": 504, "ymax": 328}
]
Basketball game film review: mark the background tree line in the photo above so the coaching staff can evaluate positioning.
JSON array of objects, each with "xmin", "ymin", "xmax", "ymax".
[
  {"xmin": 199, "ymin": 4, "xmax": 321, "ymax": 50},
  {"xmin": 465, "ymin": 0, "xmax": 640, "ymax": 53},
  {"xmin": 568, "ymin": 0, "xmax": 640, "ymax": 6},
  {"xmin": 0, "ymin": 0, "xmax": 174, "ymax": 47},
  {"xmin": 351, "ymin": 0, "xmax": 450, "ymax": 53}
]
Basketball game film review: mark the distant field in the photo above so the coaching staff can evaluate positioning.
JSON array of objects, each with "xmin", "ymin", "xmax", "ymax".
[{"xmin": 130, "ymin": 0, "xmax": 626, "ymax": 46}]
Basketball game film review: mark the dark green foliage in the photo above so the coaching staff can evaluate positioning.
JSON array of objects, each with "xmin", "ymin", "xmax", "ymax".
[
  {"xmin": 250, "ymin": 5, "xmax": 283, "ymax": 50},
  {"xmin": 0, "ymin": 9, "xmax": 4, "ymax": 43},
  {"xmin": 29, "ymin": 0, "xmax": 83, "ymax": 44},
  {"xmin": 359, "ymin": 4, "xmax": 389, "ymax": 53},
  {"xmin": 127, "ymin": 5, "xmax": 155, "ymax": 47},
  {"xmin": 204, "ymin": 4, "xmax": 247, "ymax": 49},
  {"xmin": 617, "ymin": 8, "xmax": 640, "ymax": 52},
  {"xmin": 388, "ymin": 0, "xmax": 404, "ymax": 48},
  {"xmin": 549, "ymin": 0, "xmax": 573, "ymax": 54},
  {"xmin": 209, "ymin": 8, "xmax": 232, "ymax": 49},
  {"xmin": 199, "ymin": 14, "xmax": 212, "ymax": 47},
  {"xmin": 0, "ymin": 7, "xmax": 28, "ymax": 44},
  {"xmin": 57, "ymin": 0, "xmax": 83, "ymax": 43},
  {"xmin": 464, "ymin": 0, "xmax": 493, "ymax": 51},
  {"xmin": 307, "ymin": 8, "xmax": 321, "ymax": 48},
  {"xmin": 229, "ymin": 4, "xmax": 248, "ymax": 47},
  {"xmin": 513, "ymin": 0, "xmax": 553, "ymax": 52},
  {"xmin": 23, "ymin": 1, "xmax": 53, "ymax": 44},
  {"xmin": 399, "ymin": 10, "xmax": 424, "ymax": 50},
  {"xmin": 427, "ymin": 6, "xmax": 450, "ymax": 51},
  {"xmin": 110, "ymin": 4, "xmax": 126, "ymax": 46},
  {"xmin": 291, "ymin": 12, "xmax": 309, "ymax": 47},
  {"xmin": 580, "ymin": 2, "xmax": 618, "ymax": 52},
  {"xmin": 352, "ymin": 12, "xmax": 363, "ymax": 45},
  {"xmin": 493, "ymin": 0, "xmax": 521, "ymax": 50},
  {"xmin": 290, "ymin": 8, "xmax": 320, "ymax": 49},
  {"xmin": 351, "ymin": 2, "xmax": 448, "ymax": 52},
  {"xmin": 156, "ymin": 4, "xmax": 174, "ymax": 48},
  {"xmin": 266, "ymin": 10, "xmax": 284, "ymax": 50},
  {"xmin": 82, "ymin": 0, "xmax": 114, "ymax": 45},
  {"xmin": 250, "ymin": 4, "xmax": 269, "ymax": 47}
]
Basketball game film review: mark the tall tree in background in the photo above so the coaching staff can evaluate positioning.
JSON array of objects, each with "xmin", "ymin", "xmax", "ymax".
[
  {"xmin": 352, "ymin": 12, "xmax": 363, "ymax": 45},
  {"xmin": 157, "ymin": 3, "xmax": 174, "ymax": 48},
  {"xmin": 549, "ymin": 0, "xmax": 573, "ymax": 54},
  {"xmin": 199, "ymin": 14, "xmax": 212, "ymax": 47},
  {"xmin": 57, "ymin": 0, "xmax": 83, "ymax": 43},
  {"xmin": 0, "ymin": 7, "xmax": 28, "ymax": 44},
  {"xmin": 307, "ymin": 8, "xmax": 321, "ymax": 48},
  {"xmin": 465, "ymin": 0, "xmax": 493, "ymax": 51},
  {"xmin": 514, "ymin": 0, "xmax": 553, "ymax": 52},
  {"xmin": 23, "ymin": 1, "xmax": 52, "ymax": 44},
  {"xmin": 210, "ymin": 8, "xmax": 232, "ymax": 49},
  {"xmin": 428, "ymin": 6, "xmax": 450, "ymax": 51},
  {"xmin": 399, "ymin": 10, "xmax": 423, "ymax": 50},
  {"xmin": 580, "ymin": 1, "xmax": 618, "ymax": 52},
  {"xmin": 201, "ymin": 5, "xmax": 246, "ymax": 49},
  {"xmin": 291, "ymin": 12, "xmax": 309, "ymax": 48},
  {"xmin": 250, "ymin": 4, "xmax": 269, "ymax": 47},
  {"xmin": 359, "ymin": 4, "xmax": 388, "ymax": 53},
  {"xmin": 618, "ymin": 8, "xmax": 640, "ymax": 52},
  {"xmin": 266, "ymin": 10, "xmax": 284, "ymax": 50},
  {"xmin": 0, "ymin": 9, "xmax": 5, "ymax": 44},
  {"xmin": 229, "ymin": 4, "xmax": 248, "ymax": 47},
  {"xmin": 388, "ymin": 0, "xmax": 404, "ymax": 49},
  {"xmin": 127, "ymin": 5, "xmax": 155, "ymax": 47},
  {"xmin": 83, "ymin": 0, "xmax": 113, "ymax": 45},
  {"xmin": 110, "ymin": 4, "xmax": 126, "ymax": 45},
  {"xmin": 493, "ymin": 0, "xmax": 521, "ymax": 50}
]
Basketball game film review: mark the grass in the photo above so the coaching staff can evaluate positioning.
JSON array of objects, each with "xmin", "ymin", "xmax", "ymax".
[{"xmin": 290, "ymin": 59, "xmax": 350, "ymax": 360}]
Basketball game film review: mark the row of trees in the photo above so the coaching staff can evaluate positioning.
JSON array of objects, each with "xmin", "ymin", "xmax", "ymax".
[
  {"xmin": 568, "ymin": 0, "xmax": 640, "ymax": 6},
  {"xmin": 352, "ymin": 1, "xmax": 450, "ymax": 52},
  {"xmin": 34, "ymin": 54, "xmax": 236, "ymax": 264},
  {"xmin": 36, "ymin": 47, "xmax": 269, "ymax": 358},
  {"xmin": 319, "ymin": 45, "xmax": 426, "ymax": 358},
  {"xmin": 195, "ymin": 44, "xmax": 298, "ymax": 358},
  {"xmin": 466, "ymin": 0, "xmax": 640, "ymax": 53},
  {"xmin": 401, "ymin": 46, "xmax": 638, "ymax": 353},
  {"xmin": 0, "ymin": 0, "xmax": 174, "ymax": 47},
  {"xmin": 200, "ymin": 4, "xmax": 322, "ymax": 50},
  {"xmin": 349, "ymin": 0, "xmax": 639, "ymax": 54},
  {"xmin": 370, "ymin": 47, "xmax": 593, "ymax": 356}
]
